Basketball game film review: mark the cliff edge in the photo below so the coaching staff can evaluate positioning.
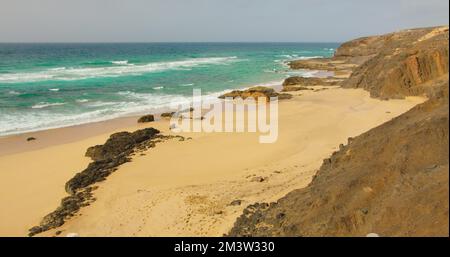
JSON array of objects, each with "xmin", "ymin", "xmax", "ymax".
[{"xmin": 228, "ymin": 26, "xmax": 449, "ymax": 237}]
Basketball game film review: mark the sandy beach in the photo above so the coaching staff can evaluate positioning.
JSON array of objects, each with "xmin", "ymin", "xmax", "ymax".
[{"xmin": 0, "ymin": 87, "xmax": 425, "ymax": 237}]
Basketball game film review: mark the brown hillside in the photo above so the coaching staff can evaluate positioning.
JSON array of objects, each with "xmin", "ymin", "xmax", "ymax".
[{"xmin": 228, "ymin": 27, "xmax": 449, "ymax": 237}]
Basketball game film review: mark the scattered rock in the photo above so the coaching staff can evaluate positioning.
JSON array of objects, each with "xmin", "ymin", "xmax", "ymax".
[
  {"xmin": 276, "ymin": 213, "xmax": 286, "ymax": 220},
  {"xmin": 251, "ymin": 176, "xmax": 268, "ymax": 183},
  {"xmin": 161, "ymin": 112, "xmax": 176, "ymax": 118},
  {"xmin": 277, "ymin": 93, "xmax": 293, "ymax": 100},
  {"xmin": 26, "ymin": 137, "xmax": 36, "ymax": 142},
  {"xmin": 361, "ymin": 208, "xmax": 369, "ymax": 215},
  {"xmin": 180, "ymin": 107, "xmax": 195, "ymax": 113},
  {"xmin": 323, "ymin": 158, "xmax": 332, "ymax": 165},
  {"xmin": 229, "ymin": 200, "xmax": 242, "ymax": 206},
  {"xmin": 137, "ymin": 114, "xmax": 155, "ymax": 123},
  {"xmin": 425, "ymin": 164, "xmax": 439, "ymax": 172},
  {"xmin": 347, "ymin": 137, "xmax": 354, "ymax": 144}
]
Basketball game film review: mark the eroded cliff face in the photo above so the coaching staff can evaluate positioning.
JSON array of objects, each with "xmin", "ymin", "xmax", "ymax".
[
  {"xmin": 228, "ymin": 26, "xmax": 449, "ymax": 237},
  {"xmin": 343, "ymin": 27, "xmax": 449, "ymax": 99},
  {"xmin": 229, "ymin": 83, "xmax": 449, "ymax": 237}
]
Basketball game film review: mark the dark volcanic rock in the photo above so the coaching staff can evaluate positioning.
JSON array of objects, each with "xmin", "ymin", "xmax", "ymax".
[
  {"xmin": 85, "ymin": 128, "xmax": 160, "ymax": 161},
  {"xmin": 229, "ymin": 200, "xmax": 243, "ymax": 206},
  {"xmin": 70, "ymin": 128, "xmax": 160, "ymax": 194},
  {"xmin": 29, "ymin": 187, "xmax": 95, "ymax": 237},
  {"xmin": 29, "ymin": 128, "xmax": 162, "ymax": 236},
  {"xmin": 219, "ymin": 86, "xmax": 278, "ymax": 100},
  {"xmin": 219, "ymin": 86, "xmax": 292, "ymax": 101},
  {"xmin": 161, "ymin": 112, "xmax": 176, "ymax": 118},
  {"xmin": 26, "ymin": 137, "xmax": 36, "ymax": 142},
  {"xmin": 137, "ymin": 114, "xmax": 155, "ymax": 123}
]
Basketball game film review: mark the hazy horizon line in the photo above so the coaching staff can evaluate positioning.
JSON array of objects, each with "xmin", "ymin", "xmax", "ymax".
[{"xmin": 0, "ymin": 41, "xmax": 342, "ymax": 44}]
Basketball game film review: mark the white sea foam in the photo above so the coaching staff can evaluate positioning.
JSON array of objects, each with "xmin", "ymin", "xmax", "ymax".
[
  {"xmin": 31, "ymin": 102, "xmax": 66, "ymax": 109},
  {"xmin": 49, "ymin": 88, "xmax": 60, "ymax": 92},
  {"xmin": 8, "ymin": 90, "xmax": 21, "ymax": 95},
  {"xmin": 0, "ymin": 56, "xmax": 239, "ymax": 83},
  {"xmin": 85, "ymin": 101, "xmax": 118, "ymax": 107},
  {"xmin": 49, "ymin": 67, "xmax": 66, "ymax": 71},
  {"xmin": 0, "ymin": 88, "xmax": 232, "ymax": 136},
  {"xmin": 111, "ymin": 60, "xmax": 129, "ymax": 65},
  {"xmin": 296, "ymin": 56, "xmax": 324, "ymax": 60},
  {"xmin": 276, "ymin": 54, "xmax": 298, "ymax": 58},
  {"xmin": 152, "ymin": 86, "xmax": 164, "ymax": 90},
  {"xmin": 76, "ymin": 99, "xmax": 89, "ymax": 103},
  {"xmin": 180, "ymin": 83, "xmax": 195, "ymax": 87}
]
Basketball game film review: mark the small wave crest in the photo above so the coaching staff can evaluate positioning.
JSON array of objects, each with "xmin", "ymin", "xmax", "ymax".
[
  {"xmin": 111, "ymin": 60, "xmax": 129, "ymax": 65},
  {"xmin": 31, "ymin": 102, "xmax": 66, "ymax": 109},
  {"xmin": 8, "ymin": 90, "xmax": 21, "ymax": 95},
  {"xmin": 0, "ymin": 56, "xmax": 239, "ymax": 84}
]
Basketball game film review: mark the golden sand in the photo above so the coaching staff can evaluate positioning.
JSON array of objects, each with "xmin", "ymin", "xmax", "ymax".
[{"xmin": 0, "ymin": 87, "xmax": 425, "ymax": 236}]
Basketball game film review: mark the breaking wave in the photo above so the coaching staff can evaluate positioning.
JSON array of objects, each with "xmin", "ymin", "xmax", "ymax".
[{"xmin": 0, "ymin": 56, "xmax": 239, "ymax": 83}]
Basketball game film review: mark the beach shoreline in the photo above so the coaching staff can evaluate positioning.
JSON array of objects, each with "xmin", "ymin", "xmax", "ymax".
[
  {"xmin": 0, "ymin": 84, "xmax": 425, "ymax": 236},
  {"xmin": 0, "ymin": 68, "xmax": 339, "ymax": 157},
  {"xmin": 0, "ymin": 78, "xmax": 291, "ymax": 157},
  {"xmin": 1, "ymin": 26, "xmax": 444, "ymax": 236}
]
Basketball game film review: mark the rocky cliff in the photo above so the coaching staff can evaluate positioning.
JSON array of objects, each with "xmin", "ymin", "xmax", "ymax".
[
  {"xmin": 342, "ymin": 27, "xmax": 449, "ymax": 99},
  {"xmin": 229, "ymin": 26, "xmax": 449, "ymax": 237}
]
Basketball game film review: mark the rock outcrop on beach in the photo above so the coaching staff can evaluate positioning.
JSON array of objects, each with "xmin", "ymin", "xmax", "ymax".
[
  {"xmin": 68, "ymin": 128, "xmax": 160, "ymax": 194},
  {"xmin": 281, "ymin": 76, "xmax": 342, "ymax": 92},
  {"xmin": 219, "ymin": 86, "xmax": 278, "ymax": 99},
  {"xmin": 219, "ymin": 86, "xmax": 291, "ymax": 101},
  {"xmin": 229, "ymin": 26, "xmax": 449, "ymax": 237},
  {"xmin": 137, "ymin": 114, "xmax": 155, "ymax": 123},
  {"xmin": 29, "ymin": 128, "xmax": 186, "ymax": 236}
]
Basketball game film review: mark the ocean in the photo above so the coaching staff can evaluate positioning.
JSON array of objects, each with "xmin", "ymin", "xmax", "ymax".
[{"xmin": 0, "ymin": 43, "xmax": 338, "ymax": 136}]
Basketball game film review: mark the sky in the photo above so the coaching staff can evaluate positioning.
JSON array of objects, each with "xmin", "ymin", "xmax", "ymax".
[{"xmin": 0, "ymin": 0, "xmax": 448, "ymax": 42}]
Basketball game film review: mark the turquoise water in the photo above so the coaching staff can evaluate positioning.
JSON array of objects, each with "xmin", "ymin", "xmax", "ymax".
[{"xmin": 0, "ymin": 43, "xmax": 338, "ymax": 136}]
